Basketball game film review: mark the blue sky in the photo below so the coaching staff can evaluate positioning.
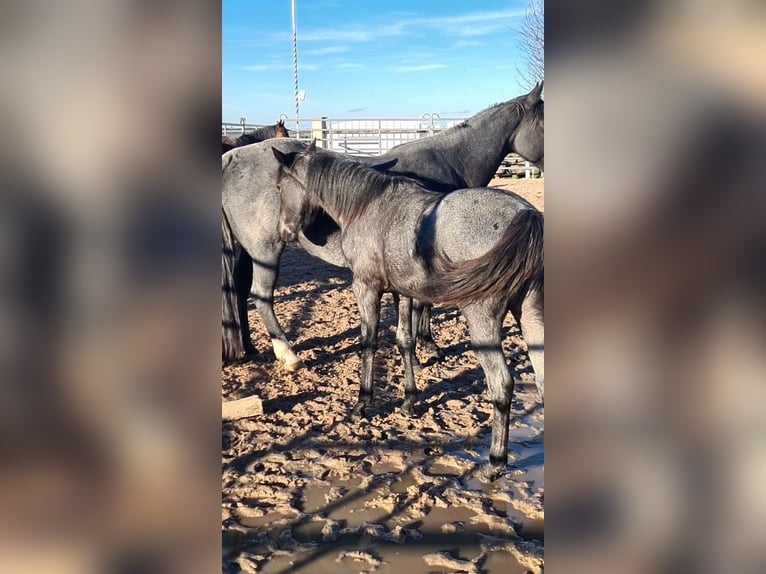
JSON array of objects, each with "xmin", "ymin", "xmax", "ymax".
[{"xmin": 223, "ymin": 1, "xmax": 534, "ymax": 124}]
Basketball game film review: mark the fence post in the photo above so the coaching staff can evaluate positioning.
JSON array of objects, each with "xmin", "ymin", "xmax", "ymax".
[
  {"xmin": 311, "ymin": 116, "xmax": 328, "ymax": 148},
  {"xmin": 239, "ymin": 116, "xmax": 246, "ymax": 135},
  {"xmin": 378, "ymin": 120, "xmax": 382, "ymax": 155}
]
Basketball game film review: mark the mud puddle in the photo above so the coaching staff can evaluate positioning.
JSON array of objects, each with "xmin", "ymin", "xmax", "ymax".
[
  {"xmin": 225, "ymin": 518, "xmax": 539, "ymax": 574},
  {"xmin": 224, "ymin": 440, "xmax": 543, "ymax": 573}
]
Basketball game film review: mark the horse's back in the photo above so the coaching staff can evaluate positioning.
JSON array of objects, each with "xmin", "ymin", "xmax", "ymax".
[{"xmin": 433, "ymin": 187, "xmax": 537, "ymax": 261}]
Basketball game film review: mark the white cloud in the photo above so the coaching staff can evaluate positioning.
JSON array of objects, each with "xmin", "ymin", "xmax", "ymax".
[
  {"xmin": 398, "ymin": 52, "xmax": 436, "ymax": 62},
  {"xmin": 389, "ymin": 64, "xmax": 447, "ymax": 73},
  {"xmin": 455, "ymin": 40, "xmax": 484, "ymax": 47},
  {"xmin": 418, "ymin": 8, "xmax": 524, "ymax": 27},
  {"xmin": 334, "ymin": 62, "xmax": 366, "ymax": 69},
  {"xmin": 241, "ymin": 63, "xmax": 319, "ymax": 72},
  {"xmin": 240, "ymin": 64, "xmax": 276, "ymax": 71},
  {"xmin": 267, "ymin": 8, "xmax": 523, "ymax": 44},
  {"xmin": 289, "ymin": 23, "xmax": 406, "ymax": 43},
  {"xmin": 454, "ymin": 23, "xmax": 512, "ymax": 37},
  {"xmin": 304, "ymin": 45, "xmax": 350, "ymax": 56}
]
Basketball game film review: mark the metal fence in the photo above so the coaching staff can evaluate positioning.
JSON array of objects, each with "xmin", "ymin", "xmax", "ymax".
[
  {"xmin": 222, "ymin": 114, "xmax": 542, "ymax": 178},
  {"xmin": 221, "ymin": 121, "xmax": 269, "ymax": 136}
]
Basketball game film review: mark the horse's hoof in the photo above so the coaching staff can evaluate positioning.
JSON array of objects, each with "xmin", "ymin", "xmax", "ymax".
[
  {"xmin": 283, "ymin": 358, "xmax": 305, "ymax": 372},
  {"xmin": 350, "ymin": 402, "xmax": 368, "ymax": 420},
  {"xmin": 401, "ymin": 398, "xmax": 416, "ymax": 417},
  {"xmin": 475, "ymin": 462, "xmax": 506, "ymax": 483}
]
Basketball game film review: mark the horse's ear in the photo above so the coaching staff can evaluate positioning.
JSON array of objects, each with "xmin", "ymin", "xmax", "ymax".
[
  {"xmin": 277, "ymin": 119, "xmax": 284, "ymax": 127},
  {"xmin": 370, "ymin": 158, "xmax": 398, "ymax": 172},
  {"xmin": 527, "ymin": 81, "xmax": 544, "ymax": 105},
  {"xmin": 272, "ymin": 147, "xmax": 297, "ymax": 168},
  {"xmin": 307, "ymin": 139, "xmax": 317, "ymax": 152}
]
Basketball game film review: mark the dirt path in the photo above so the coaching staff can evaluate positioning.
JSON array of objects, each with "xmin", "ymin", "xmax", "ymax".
[{"xmin": 222, "ymin": 178, "xmax": 544, "ymax": 573}]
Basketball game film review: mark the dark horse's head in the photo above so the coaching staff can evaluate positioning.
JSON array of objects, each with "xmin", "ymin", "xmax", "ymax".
[
  {"xmin": 272, "ymin": 140, "xmax": 317, "ymax": 243},
  {"xmin": 275, "ymin": 119, "xmax": 289, "ymax": 139},
  {"xmin": 511, "ymin": 81, "xmax": 544, "ymax": 170}
]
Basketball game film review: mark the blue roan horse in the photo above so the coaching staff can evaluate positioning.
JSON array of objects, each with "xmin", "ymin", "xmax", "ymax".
[
  {"xmin": 222, "ymin": 83, "xmax": 544, "ymax": 369},
  {"xmin": 272, "ymin": 141, "xmax": 544, "ymax": 482}
]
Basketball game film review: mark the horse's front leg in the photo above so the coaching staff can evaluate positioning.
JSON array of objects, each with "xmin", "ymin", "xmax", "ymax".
[
  {"xmin": 351, "ymin": 280, "xmax": 381, "ymax": 419},
  {"xmin": 249, "ymin": 245, "xmax": 304, "ymax": 371},
  {"xmin": 413, "ymin": 300, "xmax": 442, "ymax": 361},
  {"xmin": 395, "ymin": 295, "xmax": 418, "ymax": 415},
  {"xmin": 462, "ymin": 302, "xmax": 515, "ymax": 482}
]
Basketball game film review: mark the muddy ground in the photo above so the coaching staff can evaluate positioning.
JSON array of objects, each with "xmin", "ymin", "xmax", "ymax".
[{"xmin": 223, "ymin": 178, "xmax": 544, "ymax": 573}]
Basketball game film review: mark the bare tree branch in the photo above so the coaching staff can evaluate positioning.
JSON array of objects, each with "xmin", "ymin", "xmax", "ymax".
[{"xmin": 518, "ymin": 0, "xmax": 544, "ymax": 85}]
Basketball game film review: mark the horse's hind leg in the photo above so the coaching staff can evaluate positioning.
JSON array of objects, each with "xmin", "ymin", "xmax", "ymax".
[
  {"xmin": 393, "ymin": 293, "xmax": 423, "ymax": 377},
  {"xmin": 512, "ymin": 287, "xmax": 544, "ymax": 401},
  {"xmin": 395, "ymin": 296, "xmax": 418, "ymax": 415},
  {"xmin": 249, "ymin": 246, "xmax": 304, "ymax": 371},
  {"xmin": 413, "ymin": 300, "xmax": 441, "ymax": 361},
  {"xmin": 350, "ymin": 280, "xmax": 381, "ymax": 419},
  {"xmin": 462, "ymin": 301, "xmax": 515, "ymax": 482},
  {"xmin": 234, "ymin": 249, "xmax": 257, "ymax": 355}
]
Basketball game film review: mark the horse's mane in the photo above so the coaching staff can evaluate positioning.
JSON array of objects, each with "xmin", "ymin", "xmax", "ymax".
[
  {"xmin": 222, "ymin": 122, "xmax": 287, "ymax": 152},
  {"xmin": 235, "ymin": 125, "xmax": 278, "ymax": 145},
  {"xmin": 305, "ymin": 153, "xmax": 413, "ymax": 224},
  {"xmin": 403, "ymin": 92, "xmax": 536, "ymax": 138}
]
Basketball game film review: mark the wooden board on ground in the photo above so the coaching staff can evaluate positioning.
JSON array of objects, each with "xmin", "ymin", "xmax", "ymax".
[{"xmin": 222, "ymin": 395, "xmax": 263, "ymax": 421}]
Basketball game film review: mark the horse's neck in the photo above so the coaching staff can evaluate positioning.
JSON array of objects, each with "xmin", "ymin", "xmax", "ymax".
[
  {"xmin": 313, "ymin": 170, "xmax": 385, "ymax": 228},
  {"xmin": 460, "ymin": 120, "xmax": 516, "ymax": 187},
  {"xmin": 255, "ymin": 127, "xmax": 274, "ymax": 140},
  {"xmin": 433, "ymin": 110, "xmax": 516, "ymax": 187}
]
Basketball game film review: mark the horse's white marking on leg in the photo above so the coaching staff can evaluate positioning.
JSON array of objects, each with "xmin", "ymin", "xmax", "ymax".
[{"xmin": 271, "ymin": 338, "xmax": 304, "ymax": 371}]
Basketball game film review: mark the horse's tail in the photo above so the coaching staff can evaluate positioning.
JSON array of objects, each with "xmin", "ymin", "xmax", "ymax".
[
  {"xmin": 222, "ymin": 207, "xmax": 243, "ymax": 360},
  {"xmin": 222, "ymin": 198, "xmax": 254, "ymax": 359},
  {"xmin": 431, "ymin": 208, "xmax": 544, "ymax": 307}
]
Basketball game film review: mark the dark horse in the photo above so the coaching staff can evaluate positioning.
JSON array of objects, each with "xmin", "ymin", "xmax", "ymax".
[
  {"xmin": 272, "ymin": 141, "xmax": 544, "ymax": 481},
  {"xmin": 222, "ymin": 83, "xmax": 544, "ymax": 369},
  {"xmin": 222, "ymin": 119, "xmax": 289, "ymax": 153}
]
